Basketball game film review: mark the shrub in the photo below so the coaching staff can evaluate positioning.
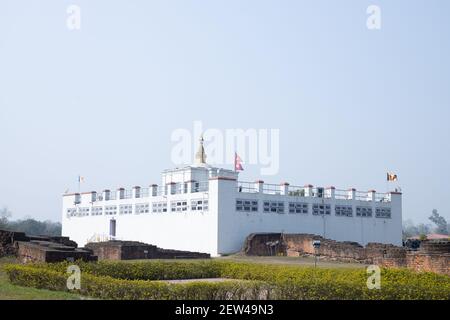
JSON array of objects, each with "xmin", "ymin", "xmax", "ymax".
[
  {"xmin": 3, "ymin": 260, "xmax": 450, "ymax": 300},
  {"xmin": 3, "ymin": 264, "xmax": 271, "ymax": 300}
]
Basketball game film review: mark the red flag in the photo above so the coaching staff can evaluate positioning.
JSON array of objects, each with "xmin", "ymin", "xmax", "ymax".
[{"xmin": 234, "ymin": 153, "xmax": 244, "ymax": 171}]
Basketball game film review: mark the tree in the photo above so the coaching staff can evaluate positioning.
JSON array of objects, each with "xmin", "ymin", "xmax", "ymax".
[
  {"xmin": 7, "ymin": 219, "xmax": 61, "ymax": 236},
  {"xmin": 429, "ymin": 209, "xmax": 448, "ymax": 235},
  {"xmin": 402, "ymin": 219, "xmax": 433, "ymax": 240},
  {"xmin": 0, "ymin": 207, "xmax": 11, "ymax": 229},
  {"xmin": 0, "ymin": 207, "xmax": 61, "ymax": 236}
]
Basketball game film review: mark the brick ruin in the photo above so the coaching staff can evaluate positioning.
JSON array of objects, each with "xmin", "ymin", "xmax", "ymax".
[
  {"xmin": 17, "ymin": 241, "xmax": 97, "ymax": 263},
  {"xmin": 406, "ymin": 241, "xmax": 450, "ymax": 275},
  {"xmin": 243, "ymin": 233, "xmax": 450, "ymax": 276},
  {"xmin": 1, "ymin": 229, "xmax": 210, "ymax": 263},
  {"xmin": 1, "ymin": 229, "xmax": 96, "ymax": 263},
  {"xmin": 85, "ymin": 241, "xmax": 210, "ymax": 260}
]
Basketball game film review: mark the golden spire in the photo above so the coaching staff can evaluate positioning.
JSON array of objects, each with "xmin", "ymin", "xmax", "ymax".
[{"xmin": 195, "ymin": 135, "xmax": 207, "ymax": 165}]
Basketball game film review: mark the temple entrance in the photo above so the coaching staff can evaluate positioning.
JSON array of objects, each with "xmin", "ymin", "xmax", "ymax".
[{"xmin": 109, "ymin": 219, "xmax": 116, "ymax": 238}]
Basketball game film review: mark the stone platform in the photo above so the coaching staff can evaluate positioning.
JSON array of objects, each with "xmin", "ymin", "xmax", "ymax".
[{"xmin": 85, "ymin": 240, "xmax": 210, "ymax": 260}]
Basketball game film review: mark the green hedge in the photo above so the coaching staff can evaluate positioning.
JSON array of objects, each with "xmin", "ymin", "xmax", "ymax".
[
  {"xmin": 4, "ymin": 264, "xmax": 271, "ymax": 300},
  {"xmin": 27, "ymin": 260, "xmax": 224, "ymax": 281},
  {"xmin": 4, "ymin": 261, "xmax": 450, "ymax": 300}
]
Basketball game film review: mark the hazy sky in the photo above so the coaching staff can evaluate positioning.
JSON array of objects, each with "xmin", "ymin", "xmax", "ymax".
[{"xmin": 0, "ymin": 0, "xmax": 449, "ymax": 224}]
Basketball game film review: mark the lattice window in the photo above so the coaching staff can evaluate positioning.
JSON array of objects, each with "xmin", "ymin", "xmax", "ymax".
[
  {"xmin": 312, "ymin": 204, "xmax": 331, "ymax": 215},
  {"xmin": 236, "ymin": 199, "xmax": 258, "ymax": 212},
  {"xmin": 335, "ymin": 205, "xmax": 353, "ymax": 217},
  {"xmin": 171, "ymin": 200, "xmax": 188, "ymax": 212},
  {"xmin": 135, "ymin": 203, "xmax": 150, "ymax": 214},
  {"xmin": 91, "ymin": 207, "xmax": 103, "ymax": 216},
  {"xmin": 263, "ymin": 201, "xmax": 284, "ymax": 214},
  {"xmin": 356, "ymin": 206, "xmax": 373, "ymax": 217},
  {"xmin": 105, "ymin": 205, "xmax": 117, "ymax": 215},
  {"xmin": 376, "ymin": 207, "xmax": 391, "ymax": 218},
  {"xmin": 78, "ymin": 207, "xmax": 90, "ymax": 216},
  {"xmin": 119, "ymin": 204, "xmax": 133, "ymax": 215},
  {"xmin": 288, "ymin": 202, "xmax": 308, "ymax": 214},
  {"xmin": 66, "ymin": 208, "xmax": 77, "ymax": 217},
  {"xmin": 191, "ymin": 199, "xmax": 209, "ymax": 211},
  {"xmin": 152, "ymin": 202, "xmax": 167, "ymax": 213}
]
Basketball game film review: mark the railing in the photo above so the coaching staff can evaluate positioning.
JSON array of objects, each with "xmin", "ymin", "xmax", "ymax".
[
  {"xmin": 123, "ymin": 190, "xmax": 133, "ymax": 199},
  {"xmin": 263, "ymin": 183, "xmax": 281, "ymax": 195},
  {"xmin": 334, "ymin": 189, "xmax": 350, "ymax": 200},
  {"xmin": 288, "ymin": 186, "xmax": 306, "ymax": 197},
  {"xmin": 87, "ymin": 234, "xmax": 123, "ymax": 243},
  {"xmin": 355, "ymin": 191, "xmax": 369, "ymax": 201},
  {"xmin": 140, "ymin": 188, "xmax": 149, "ymax": 198},
  {"xmin": 235, "ymin": 181, "xmax": 393, "ymax": 203},
  {"xmin": 237, "ymin": 181, "xmax": 258, "ymax": 193},
  {"xmin": 74, "ymin": 180, "xmax": 393, "ymax": 204},
  {"xmin": 172, "ymin": 183, "xmax": 184, "ymax": 195},
  {"xmin": 83, "ymin": 181, "xmax": 210, "ymax": 203},
  {"xmin": 375, "ymin": 193, "xmax": 390, "ymax": 203},
  {"xmin": 154, "ymin": 186, "xmax": 166, "ymax": 196}
]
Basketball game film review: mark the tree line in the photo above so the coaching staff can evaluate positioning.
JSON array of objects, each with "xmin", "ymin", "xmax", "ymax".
[
  {"xmin": 1, "ymin": 206, "xmax": 448, "ymax": 240},
  {"xmin": 402, "ymin": 209, "xmax": 449, "ymax": 239},
  {"xmin": 0, "ymin": 207, "xmax": 61, "ymax": 236}
]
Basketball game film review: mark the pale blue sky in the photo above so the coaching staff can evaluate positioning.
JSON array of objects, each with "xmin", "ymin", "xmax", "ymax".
[{"xmin": 0, "ymin": 0, "xmax": 449, "ymax": 224}]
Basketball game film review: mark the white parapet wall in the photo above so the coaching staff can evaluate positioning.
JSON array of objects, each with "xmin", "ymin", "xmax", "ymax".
[
  {"xmin": 62, "ymin": 171, "xmax": 402, "ymax": 257},
  {"xmin": 62, "ymin": 184, "xmax": 218, "ymax": 255},
  {"xmin": 215, "ymin": 179, "xmax": 402, "ymax": 255}
]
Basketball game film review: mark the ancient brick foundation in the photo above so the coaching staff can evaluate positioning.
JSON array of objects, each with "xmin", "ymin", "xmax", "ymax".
[
  {"xmin": 243, "ymin": 233, "xmax": 449, "ymax": 275},
  {"xmin": 0, "ymin": 230, "xmax": 29, "ymax": 256},
  {"xmin": 242, "ymin": 233, "xmax": 286, "ymax": 256},
  {"xmin": 405, "ymin": 241, "xmax": 450, "ymax": 275},
  {"xmin": 16, "ymin": 241, "xmax": 97, "ymax": 263},
  {"xmin": 1, "ymin": 228, "xmax": 96, "ymax": 263},
  {"xmin": 85, "ymin": 240, "xmax": 210, "ymax": 260},
  {"xmin": 1, "ymin": 229, "xmax": 79, "ymax": 258}
]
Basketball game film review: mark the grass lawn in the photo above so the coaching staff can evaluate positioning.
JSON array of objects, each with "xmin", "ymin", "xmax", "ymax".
[
  {"xmin": 0, "ymin": 256, "xmax": 84, "ymax": 300},
  {"xmin": 124, "ymin": 254, "xmax": 367, "ymax": 269},
  {"xmin": 0, "ymin": 254, "xmax": 365, "ymax": 300},
  {"xmin": 218, "ymin": 254, "xmax": 367, "ymax": 268}
]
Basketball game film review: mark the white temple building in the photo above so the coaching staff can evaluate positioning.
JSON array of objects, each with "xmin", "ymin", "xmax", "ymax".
[{"xmin": 62, "ymin": 138, "xmax": 403, "ymax": 256}]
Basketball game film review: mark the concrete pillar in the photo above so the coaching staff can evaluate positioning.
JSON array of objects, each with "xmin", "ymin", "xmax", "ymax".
[
  {"xmin": 348, "ymin": 188, "xmax": 356, "ymax": 200},
  {"xmin": 304, "ymin": 185, "xmax": 313, "ymax": 197},
  {"xmin": 117, "ymin": 188, "xmax": 125, "ymax": 200},
  {"xmin": 167, "ymin": 182, "xmax": 176, "ymax": 195},
  {"xmin": 150, "ymin": 184, "xmax": 158, "ymax": 197},
  {"xmin": 389, "ymin": 191, "xmax": 403, "ymax": 246},
  {"xmin": 255, "ymin": 180, "xmax": 264, "ymax": 193},
  {"xmin": 368, "ymin": 190, "xmax": 376, "ymax": 202},
  {"xmin": 103, "ymin": 189, "xmax": 111, "ymax": 201},
  {"xmin": 133, "ymin": 186, "xmax": 141, "ymax": 199},
  {"xmin": 326, "ymin": 186, "xmax": 335, "ymax": 199},
  {"xmin": 280, "ymin": 182, "xmax": 289, "ymax": 195},
  {"xmin": 90, "ymin": 191, "xmax": 97, "ymax": 202},
  {"xmin": 209, "ymin": 176, "xmax": 238, "ymax": 256}
]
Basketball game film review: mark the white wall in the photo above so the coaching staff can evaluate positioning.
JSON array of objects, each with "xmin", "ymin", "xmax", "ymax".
[
  {"xmin": 62, "ymin": 170, "xmax": 402, "ymax": 257},
  {"xmin": 217, "ymin": 181, "xmax": 402, "ymax": 255},
  {"xmin": 62, "ymin": 191, "xmax": 218, "ymax": 255}
]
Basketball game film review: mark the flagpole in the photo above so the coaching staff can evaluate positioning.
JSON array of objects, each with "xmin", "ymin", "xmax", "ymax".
[{"xmin": 385, "ymin": 172, "xmax": 388, "ymax": 193}]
